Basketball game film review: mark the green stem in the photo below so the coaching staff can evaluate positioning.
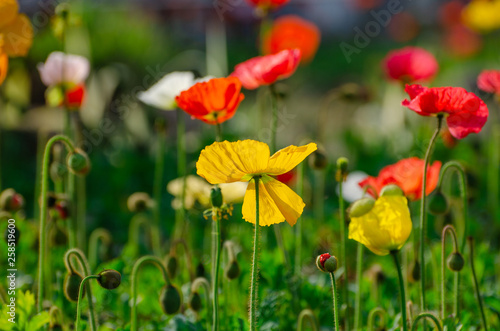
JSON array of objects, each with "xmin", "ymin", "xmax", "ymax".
[
  {"xmin": 77, "ymin": 176, "xmax": 86, "ymax": 252},
  {"xmin": 338, "ymin": 174, "xmax": 350, "ymax": 330},
  {"xmin": 175, "ymin": 109, "xmax": 186, "ymax": 239},
  {"xmin": 297, "ymin": 309, "xmax": 319, "ymax": 331},
  {"xmin": 330, "ymin": 272, "xmax": 340, "ymax": 330},
  {"xmin": 249, "ymin": 176, "xmax": 261, "ymax": 331},
  {"xmin": 354, "ymin": 243, "xmax": 363, "ymax": 330},
  {"xmin": 419, "ymin": 115, "xmax": 443, "ymax": 312},
  {"xmin": 391, "ymin": 250, "xmax": 408, "ymax": 331},
  {"xmin": 128, "ymin": 213, "xmax": 151, "ymax": 255},
  {"xmin": 34, "ymin": 131, "xmax": 47, "ymax": 221},
  {"xmin": 192, "ymin": 277, "xmax": 212, "ymax": 330},
  {"xmin": 467, "ymin": 237, "xmax": 488, "ymax": 330},
  {"xmin": 64, "ymin": 248, "xmax": 97, "ymax": 331},
  {"xmin": 215, "ymin": 121, "xmax": 222, "ymax": 142},
  {"xmin": 38, "ymin": 135, "xmax": 75, "ymax": 313},
  {"xmin": 212, "ymin": 209, "xmax": 221, "ymax": 331},
  {"xmin": 367, "ymin": 307, "xmax": 386, "ymax": 331},
  {"xmin": 440, "ymin": 225, "xmax": 460, "ymax": 320},
  {"xmin": 152, "ymin": 122, "xmax": 166, "ymax": 257},
  {"xmin": 410, "ymin": 313, "xmax": 442, "ymax": 331},
  {"xmin": 487, "ymin": 123, "xmax": 500, "ymax": 217},
  {"xmin": 75, "ymin": 275, "xmax": 99, "ymax": 331},
  {"xmin": 88, "ymin": 228, "xmax": 112, "ymax": 269},
  {"xmin": 295, "ymin": 162, "xmax": 304, "ymax": 275},
  {"xmin": 131, "ymin": 255, "xmax": 171, "ymax": 331}
]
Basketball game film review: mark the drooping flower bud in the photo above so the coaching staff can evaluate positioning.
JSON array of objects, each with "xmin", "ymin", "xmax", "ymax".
[
  {"xmin": 127, "ymin": 192, "xmax": 153, "ymax": 213},
  {"xmin": 316, "ymin": 253, "xmax": 338, "ymax": 273},
  {"xmin": 336, "ymin": 157, "xmax": 349, "ymax": 182},
  {"xmin": 159, "ymin": 285, "xmax": 182, "ymax": 315},
  {"xmin": 67, "ymin": 148, "xmax": 90, "ymax": 176},
  {"xmin": 166, "ymin": 255, "xmax": 178, "ymax": 279},
  {"xmin": 224, "ymin": 260, "xmax": 240, "ymax": 280},
  {"xmin": 380, "ymin": 184, "xmax": 404, "ymax": 197},
  {"xmin": 196, "ymin": 262, "xmax": 205, "ymax": 278},
  {"xmin": 97, "ymin": 269, "xmax": 122, "ymax": 290},
  {"xmin": 64, "ymin": 272, "xmax": 84, "ymax": 302},
  {"xmin": 309, "ymin": 149, "xmax": 328, "ymax": 170},
  {"xmin": 409, "ymin": 260, "xmax": 421, "ymax": 282},
  {"xmin": 189, "ymin": 291, "xmax": 202, "ymax": 312},
  {"xmin": 348, "ymin": 197, "xmax": 376, "ymax": 218},
  {"xmin": 0, "ymin": 189, "xmax": 24, "ymax": 212},
  {"xmin": 428, "ymin": 191, "xmax": 449, "ymax": 216},
  {"xmin": 210, "ymin": 187, "xmax": 223, "ymax": 208},
  {"xmin": 447, "ymin": 252, "xmax": 465, "ymax": 272}
]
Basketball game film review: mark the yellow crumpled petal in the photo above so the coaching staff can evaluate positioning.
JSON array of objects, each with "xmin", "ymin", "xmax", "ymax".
[
  {"xmin": 0, "ymin": 0, "xmax": 18, "ymax": 30},
  {"xmin": 197, "ymin": 140, "xmax": 270, "ymax": 184},
  {"xmin": 266, "ymin": 143, "xmax": 317, "ymax": 176},
  {"xmin": 242, "ymin": 175, "xmax": 304, "ymax": 226},
  {"xmin": 348, "ymin": 196, "xmax": 412, "ymax": 256},
  {"xmin": 1, "ymin": 13, "xmax": 33, "ymax": 57}
]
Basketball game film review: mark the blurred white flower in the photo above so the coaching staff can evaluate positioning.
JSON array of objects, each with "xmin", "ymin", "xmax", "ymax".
[
  {"xmin": 336, "ymin": 170, "xmax": 368, "ymax": 203},
  {"xmin": 37, "ymin": 52, "xmax": 90, "ymax": 86},
  {"xmin": 167, "ymin": 175, "xmax": 247, "ymax": 210},
  {"xmin": 138, "ymin": 71, "xmax": 204, "ymax": 111}
]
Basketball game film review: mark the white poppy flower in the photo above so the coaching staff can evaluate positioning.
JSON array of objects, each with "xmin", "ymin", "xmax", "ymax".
[
  {"xmin": 337, "ymin": 171, "xmax": 369, "ymax": 203},
  {"xmin": 37, "ymin": 51, "xmax": 90, "ymax": 86}
]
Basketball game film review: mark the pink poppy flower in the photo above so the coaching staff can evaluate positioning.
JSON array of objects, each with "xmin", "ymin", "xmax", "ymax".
[
  {"xmin": 383, "ymin": 47, "xmax": 438, "ymax": 83},
  {"xmin": 477, "ymin": 70, "xmax": 500, "ymax": 95}
]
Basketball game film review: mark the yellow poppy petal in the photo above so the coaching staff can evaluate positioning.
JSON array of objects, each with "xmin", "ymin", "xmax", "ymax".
[
  {"xmin": 242, "ymin": 179, "xmax": 285, "ymax": 226},
  {"xmin": 196, "ymin": 140, "xmax": 270, "ymax": 184},
  {"xmin": 0, "ymin": 53, "xmax": 7, "ymax": 85},
  {"xmin": 0, "ymin": 0, "xmax": 18, "ymax": 30},
  {"xmin": 266, "ymin": 143, "xmax": 317, "ymax": 176},
  {"xmin": 1, "ymin": 14, "xmax": 33, "ymax": 57},
  {"xmin": 263, "ymin": 176, "xmax": 304, "ymax": 226}
]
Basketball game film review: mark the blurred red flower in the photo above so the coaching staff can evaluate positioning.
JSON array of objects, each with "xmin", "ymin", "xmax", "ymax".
[
  {"xmin": 175, "ymin": 77, "xmax": 244, "ymax": 125},
  {"xmin": 262, "ymin": 15, "xmax": 320, "ymax": 64},
  {"xmin": 402, "ymin": 84, "xmax": 489, "ymax": 139},
  {"xmin": 444, "ymin": 25, "xmax": 482, "ymax": 58},
  {"xmin": 383, "ymin": 47, "xmax": 438, "ymax": 84},
  {"xmin": 276, "ymin": 169, "xmax": 296, "ymax": 186},
  {"xmin": 247, "ymin": 0, "xmax": 289, "ymax": 10},
  {"xmin": 359, "ymin": 157, "xmax": 442, "ymax": 201},
  {"xmin": 230, "ymin": 49, "xmax": 301, "ymax": 90},
  {"xmin": 66, "ymin": 84, "xmax": 86, "ymax": 109},
  {"xmin": 477, "ymin": 70, "xmax": 500, "ymax": 95}
]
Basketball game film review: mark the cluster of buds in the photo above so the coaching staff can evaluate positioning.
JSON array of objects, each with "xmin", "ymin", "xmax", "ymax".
[{"xmin": 203, "ymin": 187, "xmax": 234, "ymax": 221}]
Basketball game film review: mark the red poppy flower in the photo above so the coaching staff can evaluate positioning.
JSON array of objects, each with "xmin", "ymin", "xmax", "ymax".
[
  {"xmin": 402, "ymin": 84, "xmax": 489, "ymax": 139},
  {"xmin": 383, "ymin": 47, "xmax": 438, "ymax": 83},
  {"xmin": 477, "ymin": 70, "xmax": 500, "ymax": 95},
  {"xmin": 276, "ymin": 169, "xmax": 295, "ymax": 186},
  {"xmin": 230, "ymin": 49, "xmax": 301, "ymax": 90},
  {"xmin": 359, "ymin": 157, "xmax": 442, "ymax": 201},
  {"xmin": 262, "ymin": 15, "xmax": 320, "ymax": 64},
  {"xmin": 175, "ymin": 77, "xmax": 244, "ymax": 125},
  {"xmin": 66, "ymin": 84, "xmax": 85, "ymax": 109},
  {"xmin": 247, "ymin": 0, "xmax": 289, "ymax": 10}
]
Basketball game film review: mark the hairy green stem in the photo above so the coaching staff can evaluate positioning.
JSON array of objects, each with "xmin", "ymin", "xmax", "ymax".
[
  {"xmin": 419, "ymin": 115, "xmax": 443, "ymax": 312},
  {"xmin": 175, "ymin": 109, "xmax": 186, "ymax": 240},
  {"xmin": 131, "ymin": 255, "xmax": 171, "ymax": 330},
  {"xmin": 468, "ymin": 237, "xmax": 488, "ymax": 330},
  {"xmin": 249, "ymin": 176, "xmax": 261, "ymax": 331},
  {"xmin": 354, "ymin": 243, "xmax": 363, "ymax": 330},
  {"xmin": 411, "ymin": 313, "xmax": 442, "ymax": 331},
  {"xmin": 297, "ymin": 309, "xmax": 319, "ymax": 331},
  {"xmin": 212, "ymin": 209, "xmax": 221, "ymax": 331},
  {"xmin": 367, "ymin": 307, "xmax": 386, "ymax": 331},
  {"xmin": 152, "ymin": 123, "xmax": 166, "ymax": 257},
  {"xmin": 338, "ymin": 173, "xmax": 350, "ymax": 330},
  {"xmin": 75, "ymin": 275, "xmax": 99, "ymax": 330},
  {"xmin": 330, "ymin": 272, "xmax": 340, "ymax": 330},
  {"xmin": 440, "ymin": 225, "xmax": 460, "ymax": 320},
  {"xmin": 38, "ymin": 135, "xmax": 75, "ymax": 313},
  {"xmin": 391, "ymin": 250, "xmax": 408, "ymax": 331}
]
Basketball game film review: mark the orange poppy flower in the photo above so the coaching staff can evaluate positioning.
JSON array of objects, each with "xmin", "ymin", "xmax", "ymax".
[
  {"xmin": 0, "ymin": 0, "xmax": 33, "ymax": 57},
  {"xmin": 358, "ymin": 157, "xmax": 442, "ymax": 201},
  {"xmin": 0, "ymin": 52, "xmax": 7, "ymax": 85},
  {"xmin": 262, "ymin": 15, "xmax": 320, "ymax": 64},
  {"xmin": 175, "ymin": 77, "xmax": 244, "ymax": 125}
]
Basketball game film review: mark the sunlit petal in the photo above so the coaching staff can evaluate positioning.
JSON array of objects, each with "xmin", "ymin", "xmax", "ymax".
[{"xmin": 266, "ymin": 143, "xmax": 317, "ymax": 176}]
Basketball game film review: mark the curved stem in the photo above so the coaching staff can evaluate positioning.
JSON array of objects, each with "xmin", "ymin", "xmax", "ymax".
[
  {"xmin": 354, "ymin": 243, "xmax": 363, "ymax": 330},
  {"xmin": 391, "ymin": 250, "xmax": 408, "ymax": 331},
  {"xmin": 88, "ymin": 228, "xmax": 112, "ymax": 269},
  {"xmin": 419, "ymin": 115, "xmax": 442, "ymax": 312},
  {"xmin": 440, "ymin": 225, "xmax": 460, "ymax": 320},
  {"xmin": 249, "ymin": 176, "xmax": 261, "ymax": 331},
  {"xmin": 212, "ymin": 208, "xmax": 221, "ymax": 331},
  {"xmin": 152, "ymin": 121, "xmax": 166, "ymax": 257},
  {"xmin": 468, "ymin": 237, "xmax": 488, "ymax": 330},
  {"xmin": 170, "ymin": 239, "xmax": 194, "ymax": 281},
  {"xmin": 338, "ymin": 173, "xmax": 349, "ymax": 330},
  {"xmin": 192, "ymin": 277, "xmax": 212, "ymax": 331},
  {"xmin": 64, "ymin": 248, "xmax": 97, "ymax": 331},
  {"xmin": 38, "ymin": 135, "xmax": 75, "ymax": 313},
  {"xmin": 75, "ymin": 275, "xmax": 99, "ymax": 331},
  {"xmin": 131, "ymin": 255, "xmax": 171, "ymax": 331},
  {"xmin": 367, "ymin": 307, "xmax": 386, "ymax": 331},
  {"xmin": 128, "ymin": 213, "xmax": 151, "ymax": 255},
  {"xmin": 410, "ymin": 313, "xmax": 442, "ymax": 331},
  {"xmin": 330, "ymin": 272, "xmax": 340, "ymax": 330},
  {"xmin": 174, "ymin": 109, "xmax": 186, "ymax": 239},
  {"xmin": 297, "ymin": 309, "xmax": 319, "ymax": 331}
]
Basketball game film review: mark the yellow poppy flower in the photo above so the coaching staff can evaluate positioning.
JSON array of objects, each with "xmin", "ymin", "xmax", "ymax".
[
  {"xmin": 0, "ymin": 50, "xmax": 7, "ymax": 86},
  {"xmin": 196, "ymin": 140, "xmax": 317, "ymax": 226},
  {"xmin": 0, "ymin": 0, "xmax": 33, "ymax": 57},
  {"xmin": 348, "ymin": 196, "xmax": 412, "ymax": 256},
  {"xmin": 462, "ymin": 0, "xmax": 500, "ymax": 33}
]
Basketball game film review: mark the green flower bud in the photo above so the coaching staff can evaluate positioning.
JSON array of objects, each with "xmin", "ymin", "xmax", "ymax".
[
  {"xmin": 166, "ymin": 255, "xmax": 178, "ymax": 279},
  {"xmin": 224, "ymin": 260, "xmax": 240, "ymax": 280},
  {"xmin": 64, "ymin": 272, "xmax": 84, "ymax": 302},
  {"xmin": 428, "ymin": 191, "xmax": 449, "ymax": 216},
  {"xmin": 447, "ymin": 252, "xmax": 465, "ymax": 272},
  {"xmin": 335, "ymin": 157, "xmax": 349, "ymax": 182},
  {"xmin": 196, "ymin": 262, "xmax": 205, "ymax": 278},
  {"xmin": 380, "ymin": 184, "xmax": 404, "ymax": 197},
  {"xmin": 159, "ymin": 285, "xmax": 182, "ymax": 315},
  {"xmin": 127, "ymin": 192, "xmax": 153, "ymax": 213},
  {"xmin": 410, "ymin": 260, "xmax": 421, "ymax": 282},
  {"xmin": 316, "ymin": 253, "xmax": 338, "ymax": 273},
  {"xmin": 189, "ymin": 291, "xmax": 202, "ymax": 312},
  {"xmin": 97, "ymin": 269, "xmax": 122, "ymax": 290},
  {"xmin": 0, "ymin": 189, "xmax": 24, "ymax": 212},
  {"xmin": 348, "ymin": 197, "xmax": 376, "ymax": 218},
  {"xmin": 210, "ymin": 187, "xmax": 223, "ymax": 208},
  {"xmin": 67, "ymin": 149, "xmax": 90, "ymax": 176},
  {"xmin": 309, "ymin": 150, "xmax": 328, "ymax": 170}
]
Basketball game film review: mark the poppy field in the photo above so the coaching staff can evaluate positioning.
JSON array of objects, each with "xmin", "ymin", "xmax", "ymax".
[{"xmin": 1, "ymin": 0, "xmax": 500, "ymax": 330}]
